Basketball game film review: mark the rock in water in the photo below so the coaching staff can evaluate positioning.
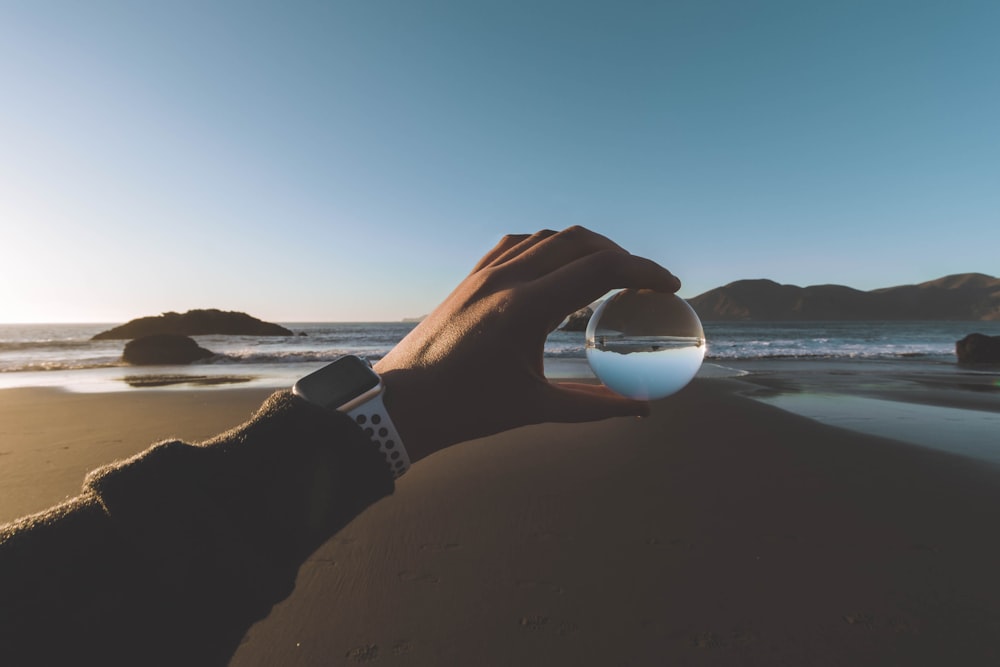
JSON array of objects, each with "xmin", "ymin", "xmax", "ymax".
[
  {"xmin": 93, "ymin": 309, "xmax": 293, "ymax": 340},
  {"xmin": 123, "ymin": 335, "xmax": 216, "ymax": 365},
  {"xmin": 560, "ymin": 306, "xmax": 593, "ymax": 332},
  {"xmin": 955, "ymin": 333, "xmax": 1000, "ymax": 364}
]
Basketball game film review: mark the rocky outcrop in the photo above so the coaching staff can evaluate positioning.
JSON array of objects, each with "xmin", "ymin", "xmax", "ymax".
[
  {"xmin": 122, "ymin": 335, "xmax": 215, "ymax": 365},
  {"xmin": 689, "ymin": 273, "xmax": 1000, "ymax": 321},
  {"xmin": 956, "ymin": 333, "xmax": 1000, "ymax": 364},
  {"xmin": 560, "ymin": 306, "xmax": 593, "ymax": 332},
  {"xmin": 93, "ymin": 309, "xmax": 293, "ymax": 340}
]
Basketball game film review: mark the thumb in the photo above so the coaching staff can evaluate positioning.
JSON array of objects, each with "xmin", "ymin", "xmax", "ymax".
[{"xmin": 539, "ymin": 382, "xmax": 651, "ymax": 423}]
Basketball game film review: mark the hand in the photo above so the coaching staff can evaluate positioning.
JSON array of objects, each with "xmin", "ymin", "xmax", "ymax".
[{"xmin": 374, "ymin": 226, "xmax": 681, "ymax": 463}]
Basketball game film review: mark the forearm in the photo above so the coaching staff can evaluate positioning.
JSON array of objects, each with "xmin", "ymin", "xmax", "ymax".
[{"xmin": 0, "ymin": 390, "xmax": 394, "ymax": 664}]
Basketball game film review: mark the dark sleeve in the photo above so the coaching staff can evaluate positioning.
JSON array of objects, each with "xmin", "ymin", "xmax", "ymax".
[{"xmin": 0, "ymin": 390, "xmax": 394, "ymax": 666}]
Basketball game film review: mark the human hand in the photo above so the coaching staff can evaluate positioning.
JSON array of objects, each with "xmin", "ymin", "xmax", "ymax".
[{"xmin": 374, "ymin": 226, "xmax": 681, "ymax": 463}]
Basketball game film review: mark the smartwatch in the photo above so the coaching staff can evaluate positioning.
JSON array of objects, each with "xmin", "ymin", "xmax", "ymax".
[{"xmin": 292, "ymin": 355, "xmax": 410, "ymax": 479}]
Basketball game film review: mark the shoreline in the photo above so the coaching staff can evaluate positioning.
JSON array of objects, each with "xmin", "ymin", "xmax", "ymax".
[{"xmin": 0, "ymin": 386, "xmax": 276, "ymax": 524}]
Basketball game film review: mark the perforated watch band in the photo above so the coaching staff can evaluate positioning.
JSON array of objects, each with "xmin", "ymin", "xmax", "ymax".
[{"xmin": 343, "ymin": 391, "xmax": 410, "ymax": 479}]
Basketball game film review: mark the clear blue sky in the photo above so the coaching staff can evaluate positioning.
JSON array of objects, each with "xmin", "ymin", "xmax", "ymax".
[{"xmin": 2, "ymin": 0, "xmax": 997, "ymax": 323}]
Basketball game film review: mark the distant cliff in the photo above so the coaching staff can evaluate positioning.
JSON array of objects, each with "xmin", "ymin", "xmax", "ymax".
[
  {"xmin": 560, "ymin": 306, "xmax": 594, "ymax": 332},
  {"xmin": 93, "ymin": 309, "xmax": 294, "ymax": 340},
  {"xmin": 688, "ymin": 273, "xmax": 1000, "ymax": 321}
]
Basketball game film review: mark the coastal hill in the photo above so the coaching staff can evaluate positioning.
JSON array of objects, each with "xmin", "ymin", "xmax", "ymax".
[
  {"xmin": 92, "ymin": 309, "xmax": 293, "ymax": 340},
  {"xmin": 688, "ymin": 273, "xmax": 1000, "ymax": 321}
]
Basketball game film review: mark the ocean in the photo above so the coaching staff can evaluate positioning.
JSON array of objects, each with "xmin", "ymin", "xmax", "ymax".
[{"xmin": 2, "ymin": 320, "xmax": 998, "ymax": 393}]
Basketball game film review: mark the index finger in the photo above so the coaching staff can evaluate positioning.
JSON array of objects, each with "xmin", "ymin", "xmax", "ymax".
[
  {"xmin": 531, "ymin": 249, "xmax": 681, "ymax": 319},
  {"xmin": 490, "ymin": 226, "xmax": 625, "ymax": 281},
  {"xmin": 469, "ymin": 233, "xmax": 533, "ymax": 274}
]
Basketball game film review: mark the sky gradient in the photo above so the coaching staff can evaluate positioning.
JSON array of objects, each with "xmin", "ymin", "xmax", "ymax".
[{"xmin": 2, "ymin": 0, "xmax": 998, "ymax": 323}]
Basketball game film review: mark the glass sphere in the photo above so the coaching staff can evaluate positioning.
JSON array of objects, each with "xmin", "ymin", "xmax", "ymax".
[{"xmin": 585, "ymin": 289, "xmax": 706, "ymax": 400}]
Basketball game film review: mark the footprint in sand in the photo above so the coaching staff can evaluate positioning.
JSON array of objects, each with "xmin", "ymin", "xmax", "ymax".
[
  {"xmin": 392, "ymin": 639, "xmax": 413, "ymax": 655},
  {"xmin": 843, "ymin": 612, "xmax": 875, "ymax": 629},
  {"xmin": 418, "ymin": 542, "xmax": 461, "ymax": 552},
  {"xmin": 693, "ymin": 631, "xmax": 726, "ymax": 649},
  {"xmin": 645, "ymin": 536, "xmax": 692, "ymax": 549},
  {"xmin": 308, "ymin": 556, "xmax": 337, "ymax": 566},
  {"xmin": 397, "ymin": 570, "xmax": 440, "ymax": 584},
  {"xmin": 556, "ymin": 621, "xmax": 579, "ymax": 636},
  {"xmin": 515, "ymin": 579, "xmax": 565, "ymax": 595},
  {"xmin": 345, "ymin": 643, "xmax": 379, "ymax": 662},
  {"xmin": 887, "ymin": 616, "xmax": 918, "ymax": 635},
  {"xmin": 519, "ymin": 615, "xmax": 549, "ymax": 631},
  {"xmin": 518, "ymin": 615, "xmax": 578, "ymax": 636},
  {"xmin": 693, "ymin": 629, "xmax": 759, "ymax": 648},
  {"xmin": 527, "ymin": 529, "xmax": 564, "ymax": 543}
]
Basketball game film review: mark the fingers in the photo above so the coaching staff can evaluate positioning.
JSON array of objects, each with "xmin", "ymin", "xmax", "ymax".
[
  {"xmin": 538, "ymin": 382, "xmax": 651, "ymax": 422},
  {"xmin": 532, "ymin": 250, "xmax": 681, "ymax": 323},
  {"xmin": 472, "ymin": 226, "xmax": 681, "ymax": 331},
  {"xmin": 481, "ymin": 229, "xmax": 559, "ymax": 271},
  {"xmin": 492, "ymin": 226, "xmax": 626, "ymax": 281},
  {"xmin": 469, "ymin": 234, "xmax": 531, "ymax": 274}
]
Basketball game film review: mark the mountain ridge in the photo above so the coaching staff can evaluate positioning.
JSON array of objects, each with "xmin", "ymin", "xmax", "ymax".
[{"xmin": 688, "ymin": 273, "xmax": 1000, "ymax": 321}]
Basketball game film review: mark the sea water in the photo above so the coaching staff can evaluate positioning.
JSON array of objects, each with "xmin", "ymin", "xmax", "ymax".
[
  {"xmin": 2, "ymin": 320, "xmax": 999, "ymax": 392},
  {"xmin": 586, "ymin": 336, "xmax": 706, "ymax": 400}
]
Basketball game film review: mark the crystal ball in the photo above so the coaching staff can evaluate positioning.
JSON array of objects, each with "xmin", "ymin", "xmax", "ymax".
[{"xmin": 585, "ymin": 289, "xmax": 706, "ymax": 400}]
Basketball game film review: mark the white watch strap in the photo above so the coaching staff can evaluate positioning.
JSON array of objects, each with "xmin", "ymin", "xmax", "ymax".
[{"xmin": 343, "ymin": 391, "xmax": 410, "ymax": 479}]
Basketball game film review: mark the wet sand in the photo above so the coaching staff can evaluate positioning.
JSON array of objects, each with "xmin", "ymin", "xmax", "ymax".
[
  {"xmin": 2, "ymin": 374, "xmax": 1000, "ymax": 664},
  {"xmin": 0, "ymin": 386, "xmax": 275, "ymax": 524}
]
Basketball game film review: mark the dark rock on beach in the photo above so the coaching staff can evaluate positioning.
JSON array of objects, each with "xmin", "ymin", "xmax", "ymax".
[
  {"xmin": 560, "ymin": 306, "xmax": 593, "ymax": 332},
  {"xmin": 956, "ymin": 333, "xmax": 1000, "ymax": 364},
  {"xmin": 93, "ymin": 309, "xmax": 293, "ymax": 340},
  {"xmin": 122, "ymin": 335, "xmax": 216, "ymax": 365}
]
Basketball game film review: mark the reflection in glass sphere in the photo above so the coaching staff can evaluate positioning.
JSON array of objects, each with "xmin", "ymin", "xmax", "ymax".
[{"xmin": 585, "ymin": 290, "xmax": 706, "ymax": 400}]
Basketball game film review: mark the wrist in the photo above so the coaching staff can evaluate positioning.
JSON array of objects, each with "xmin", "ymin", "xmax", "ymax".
[
  {"xmin": 293, "ymin": 357, "xmax": 411, "ymax": 478},
  {"xmin": 374, "ymin": 366, "xmax": 461, "ymax": 464}
]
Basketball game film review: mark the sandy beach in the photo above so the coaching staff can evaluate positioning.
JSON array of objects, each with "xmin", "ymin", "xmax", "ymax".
[{"xmin": 3, "ymin": 370, "xmax": 1000, "ymax": 665}]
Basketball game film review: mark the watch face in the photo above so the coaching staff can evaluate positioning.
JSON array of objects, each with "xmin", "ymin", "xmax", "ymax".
[{"xmin": 293, "ymin": 356, "xmax": 380, "ymax": 410}]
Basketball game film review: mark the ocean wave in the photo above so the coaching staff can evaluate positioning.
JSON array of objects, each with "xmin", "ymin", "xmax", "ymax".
[
  {"xmin": 704, "ymin": 350, "xmax": 946, "ymax": 361},
  {"xmin": 0, "ymin": 359, "xmax": 126, "ymax": 373},
  {"xmin": 207, "ymin": 350, "xmax": 386, "ymax": 364},
  {"xmin": 543, "ymin": 348, "xmax": 587, "ymax": 359},
  {"xmin": 0, "ymin": 339, "xmax": 105, "ymax": 352},
  {"xmin": 0, "ymin": 348, "xmax": 956, "ymax": 373},
  {"xmin": 2, "ymin": 318, "xmax": 978, "ymax": 376}
]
